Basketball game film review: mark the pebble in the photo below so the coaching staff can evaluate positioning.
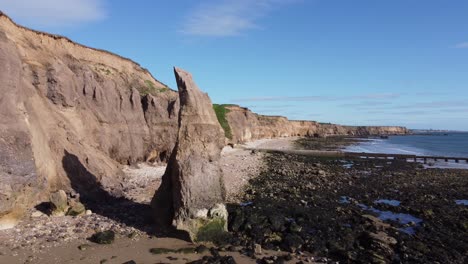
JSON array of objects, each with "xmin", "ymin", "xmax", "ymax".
[
  {"xmin": 254, "ymin": 243, "xmax": 262, "ymax": 255},
  {"xmin": 31, "ymin": 211, "xmax": 45, "ymax": 218}
]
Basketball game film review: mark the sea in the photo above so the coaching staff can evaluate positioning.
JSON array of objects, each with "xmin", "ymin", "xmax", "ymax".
[{"xmin": 344, "ymin": 132, "xmax": 468, "ymax": 169}]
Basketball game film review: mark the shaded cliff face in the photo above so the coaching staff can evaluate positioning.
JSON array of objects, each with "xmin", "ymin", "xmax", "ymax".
[
  {"xmin": 224, "ymin": 105, "xmax": 408, "ymax": 144},
  {"xmin": 0, "ymin": 13, "xmax": 179, "ymax": 227}
]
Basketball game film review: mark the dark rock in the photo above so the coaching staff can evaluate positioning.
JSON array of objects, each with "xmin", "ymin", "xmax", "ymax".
[
  {"xmin": 289, "ymin": 222, "xmax": 302, "ymax": 233},
  {"xmin": 91, "ymin": 230, "xmax": 115, "ymax": 244},
  {"xmin": 188, "ymin": 255, "xmax": 236, "ymax": 264},
  {"xmin": 282, "ymin": 234, "xmax": 304, "ymax": 253},
  {"xmin": 196, "ymin": 245, "xmax": 210, "ymax": 254},
  {"xmin": 229, "ymin": 210, "xmax": 245, "ymax": 232},
  {"xmin": 269, "ymin": 215, "xmax": 285, "ymax": 232}
]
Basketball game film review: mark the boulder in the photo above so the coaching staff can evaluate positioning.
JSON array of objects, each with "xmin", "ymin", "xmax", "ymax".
[
  {"xmin": 50, "ymin": 190, "xmax": 68, "ymax": 216},
  {"xmin": 151, "ymin": 67, "xmax": 227, "ymax": 241},
  {"xmin": 91, "ymin": 230, "xmax": 115, "ymax": 244},
  {"xmin": 66, "ymin": 200, "xmax": 86, "ymax": 216}
]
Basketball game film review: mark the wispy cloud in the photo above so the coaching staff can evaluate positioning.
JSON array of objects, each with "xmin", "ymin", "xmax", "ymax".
[
  {"xmin": 180, "ymin": 0, "xmax": 297, "ymax": 36},
  {"xmin": 363, "ymin": 110, "xmax": 432, "ymax": 116},
  {"xmin": 0, "ymin": 0, "xmax": 107, "ymax": 27},
  {"xmin": 454, "ymin": 42, "xmax": 468, "ymax": 49},
  {"xmin": 339, "ymin": 101, "xmax": 394, "ymax": 108},
  {"xmin": 232, "ymin": 96, "xmax": 334, "ymax": 102},
  {"xmin": 398, "ymin": 100, "xmax": 467, "ymax": 109},
  {"xmin": 232, "ymin": 93, "xmax": 400, "ymax": 102}
]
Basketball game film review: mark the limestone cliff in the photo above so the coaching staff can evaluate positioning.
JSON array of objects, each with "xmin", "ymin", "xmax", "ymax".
[
  {"xmin": 222, "ymin": 105, "xmax": 409, "ymax": 144},
  {"xmin": 0, "ymin": 12, "xmax": 179, "ymax": 228}
]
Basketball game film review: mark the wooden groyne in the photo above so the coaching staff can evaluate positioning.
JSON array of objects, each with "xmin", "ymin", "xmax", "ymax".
[{"xmin": 249, "ymin": 148, "xmax": 468, "ymax": 164}]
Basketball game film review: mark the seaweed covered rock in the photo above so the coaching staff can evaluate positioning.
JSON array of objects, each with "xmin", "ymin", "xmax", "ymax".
[
  {"xmin": 151, "ymin": 67, "xmax": 227, "ymax": 241},
  {"xmin": 91, "ymin": 230, "xmax": 115, "ymax": 244}
]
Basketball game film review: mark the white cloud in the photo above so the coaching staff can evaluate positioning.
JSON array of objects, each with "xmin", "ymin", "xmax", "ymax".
[
  {"xmin": 180, "ymin": 0, "xmax": 297, "ymax": 36},
  {"xmin": 0, "ymin": 0, "xmax": 106, "ymax": 27},
  {"xmin": 454, "ymin": 42, "xmax": 468, "ymax": 48}
]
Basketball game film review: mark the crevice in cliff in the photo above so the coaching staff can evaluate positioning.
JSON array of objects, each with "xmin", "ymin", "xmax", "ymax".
[
  {"xmin": 167, "ymin": 99, "xmax": 177, "ymax": 119},
  {"xmin": 140, "ymin": 95, "xmax": 151, "ymax": 126}
]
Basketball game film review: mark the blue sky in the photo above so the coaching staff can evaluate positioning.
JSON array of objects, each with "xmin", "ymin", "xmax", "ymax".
[{"xmin": 2, "ymin": 0, "xmax": 468, "ymax": 130}]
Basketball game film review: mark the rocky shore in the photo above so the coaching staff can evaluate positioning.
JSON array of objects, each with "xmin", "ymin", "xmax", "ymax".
[
  {"xmin": 228, "ymin": 137, "xmax": 468, "ymax": 263},
  {"xmin": 1, "ymin": 137, "xmax": 466, "ymax": 263}
]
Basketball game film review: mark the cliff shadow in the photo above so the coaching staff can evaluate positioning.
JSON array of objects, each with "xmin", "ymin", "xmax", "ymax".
[{"xmin": 62, "ymin": 150, "xmax": 189, "ymax": 240}]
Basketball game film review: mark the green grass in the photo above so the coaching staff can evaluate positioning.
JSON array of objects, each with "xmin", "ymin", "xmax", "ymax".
[
  {"xmin": 213, "ymin": 104, "xmax": 233, "ymax": 140},
  {"xmin": 137, "ymin": 80, "xmax": 169, "ymax": 96}
]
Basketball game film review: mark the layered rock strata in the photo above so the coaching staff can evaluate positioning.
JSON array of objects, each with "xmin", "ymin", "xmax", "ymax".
[
  {"xmin": 223, "ymin": 105, "xmax": 409, "ymax": 144},
  {"xmin": 0, "ymin": 12, "xmax": 179, "ymax": 227}
]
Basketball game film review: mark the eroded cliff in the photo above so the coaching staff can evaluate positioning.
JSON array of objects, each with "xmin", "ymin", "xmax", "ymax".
[
  {"xmin": 0, "ymin": 12, "xmax": 179, "ymax": 228},
  {"xmin": 222, "ymin": 105, "xmax": 408, "ymax": 144}
]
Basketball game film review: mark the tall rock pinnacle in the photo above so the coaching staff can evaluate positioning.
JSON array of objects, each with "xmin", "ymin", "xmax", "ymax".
[{"xmin": 151, "ymin": 67, "xmax": 227, "ymax": 241}]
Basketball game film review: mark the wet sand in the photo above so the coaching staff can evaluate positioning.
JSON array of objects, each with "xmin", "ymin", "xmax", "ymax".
[{"xmin": 0, "ymin": 236, "xmax": 260, "ymax": 264}]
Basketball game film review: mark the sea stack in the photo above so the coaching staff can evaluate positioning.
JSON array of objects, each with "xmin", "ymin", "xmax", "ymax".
[{"xmin": 151, "ymin": 67, "xmax": 227, "ymax": 241}]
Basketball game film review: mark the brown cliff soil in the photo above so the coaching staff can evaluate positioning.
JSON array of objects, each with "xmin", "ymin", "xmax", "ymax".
[
  {"xmin": 224, "ymin": 105, "xmax": 408, "ymax": 144},
  {"xmin": 0, "ymin": 12, "xmax": 179, "ymax": 225}
]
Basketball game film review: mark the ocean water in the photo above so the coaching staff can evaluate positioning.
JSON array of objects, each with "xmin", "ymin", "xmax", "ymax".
[
  {"xmin": 344, "ymin": 132, "xmax": 468, "ymax": 169},
  {"xmin": 345, "ymin": 132, "xmax": 468, "ymax": 157}
]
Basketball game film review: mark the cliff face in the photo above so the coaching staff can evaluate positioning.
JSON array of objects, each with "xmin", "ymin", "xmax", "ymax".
[
  {"xmin": 0, "ymin": 12, "xmax": 179, "ymax": 228},
  {"xmin": 224, "ymin": 105, "xmax": 408, "ymax": 144}
]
